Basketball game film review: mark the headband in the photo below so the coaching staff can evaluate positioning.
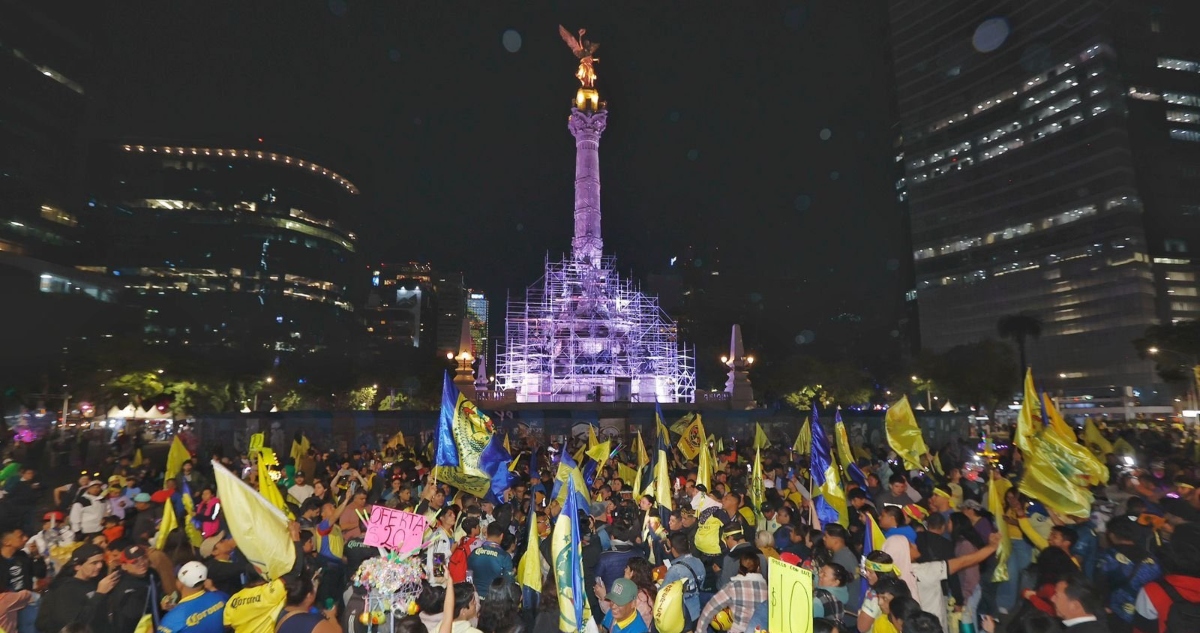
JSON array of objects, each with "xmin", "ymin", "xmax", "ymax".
[{"xmin": 863, "ymin": 559, "xmax": 898, "ymax": 575}]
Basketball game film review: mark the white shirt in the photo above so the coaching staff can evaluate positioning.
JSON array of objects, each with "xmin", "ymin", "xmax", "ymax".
[
  {"xmin": 288, "ymin": 484, "xmax": 314, "ymax": 504},
  {"xmin": 912, "ymin": 561, "xmax": 949, "ymax": 633}
]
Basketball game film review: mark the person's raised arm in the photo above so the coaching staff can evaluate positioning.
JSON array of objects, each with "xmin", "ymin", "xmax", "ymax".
[
  {"xmin": 438, "ymin": 580, "xmax": 456, "ymax": 633},
  {"xmin": 947, "ymin": 532, "xmax": 1000, "ymax": 576}
]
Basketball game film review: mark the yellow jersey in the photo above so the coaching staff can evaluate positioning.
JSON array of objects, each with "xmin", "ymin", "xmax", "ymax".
[{"xmin": 222, "ymin": 579, "xmax": 286, "ymax": 633}]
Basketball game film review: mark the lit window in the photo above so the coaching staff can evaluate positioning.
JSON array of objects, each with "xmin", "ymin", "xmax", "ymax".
[
  {"xmin": 1167, "ymin": 110, "xmax": 1200, "ymax": 124},
  {"xmin": 1168, "ymin": 287, "xmax": 1199, "ymax": 297},
  {"xmin": 1159, "ymin": 57, "xmax": 1200, "ymax": 73},
  {"xmin": 1170, "ymin": 129, "xmax": 1200, "ymax": 142},
  {"xmin": 1166, "ymin": 271, "xmax": 1195, "ymax": 282},
  {"xmin": 1164, "ymin": 92, "xmax": 1200, "ymax": 107}
]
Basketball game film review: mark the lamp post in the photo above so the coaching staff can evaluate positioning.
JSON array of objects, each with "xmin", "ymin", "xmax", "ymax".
[{"xmin": 1148, "ymin": 346, "xmax": 1199, "ymax": 412}]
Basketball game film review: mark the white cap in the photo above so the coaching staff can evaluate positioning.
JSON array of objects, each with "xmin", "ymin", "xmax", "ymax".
[{"xmin": 177, "ymin": 561, "xmax": 208, "ymax": 588}]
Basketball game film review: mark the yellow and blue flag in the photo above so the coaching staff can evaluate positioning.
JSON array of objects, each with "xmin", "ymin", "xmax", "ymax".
[
  {"xmin": 516, "ymin": 491, "xmax": 544, "ymax": 594},
  {"xmin": 479, "ymin": 432, "xmax": 513, "ymax": 504},
  {"xmin": 434, "ymin": 371, "xmax": 495, "ymax": 498},
  {"xmin": 552, "ymin": 476, "xmax": 592, "ymax": 633},
  {"xmin": 989, "ymin": 474, "xmax": 1013, "ymax": 582},
  {"xmin": 676, "ymin": 413, "xmax": 705, "ymax": 460},
  {"xmin": 650, "ymin": 404, "xmax": 674, "ymax": 521},
  {"xmin": 551, "ymin": 448, "xmax": 590, "ymax": 508},
  {"xmin": 811, "ymin": 405, "xmax": 848, "ymax": 526},
  {"xmin": 834, "ymin": 410, "xmax": 870, "ymax": 496},
  {"xmin": 860, "ymin": 511, "xmax": 886, "ymax": 598}
]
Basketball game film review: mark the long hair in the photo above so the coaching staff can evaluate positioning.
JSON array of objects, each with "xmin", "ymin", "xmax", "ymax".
[
  {"xmin": 477, "ymin": 578, "xmax": 521, "ymax": 633},
  {"xmin": 949, "ymin": 512, "xmax": 985, "ymax": 549}
]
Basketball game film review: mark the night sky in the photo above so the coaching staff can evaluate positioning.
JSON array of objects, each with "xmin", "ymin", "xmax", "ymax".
[{"xmin": 85, "ymin": 1, "xmax": 906, "ymax": 362}]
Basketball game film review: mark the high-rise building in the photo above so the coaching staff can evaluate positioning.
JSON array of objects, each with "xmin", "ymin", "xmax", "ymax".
[
  {"xmin": 495, "ymin": 32, "xmax": 696, "ymax": 403},
  {"xmin": 889, "ymin": 1, "xmax": 1200, "ymax": 393},
  {"xmin": 365, "ymin": 262, "xmax": 434, "ymax": 348},
  {"xmin": 82, "ymin": 141, "xmax": 361, "ymax": 355},
  {"xmin": 433, "ymin": 271, "xmax": 466, "ymax": 357},
  {"xmin": 0, "ymin": 2, "xmax": 122, "ymax": 387},
  {"xmin": 466, "ymin": 291, "xmax": 489, "ymax": 360}
]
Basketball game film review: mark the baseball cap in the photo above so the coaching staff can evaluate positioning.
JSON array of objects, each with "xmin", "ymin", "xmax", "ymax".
[
  {"xmin": 86, "ymin": 480, "xmax": 104, "ymax": 488},
  {"xmin": 134, "ymin": 493, "xmax": 152, "ymax": 503},
  {"xmin": 199, "ymin": 531, "xmax": 227, "ymax": 559},
  {"xmin": 120, "ymin": 545, "xmax": 149, "ymax": 564},
  {"xmin": 960, "ymin": 500, "xmax": 984, "ymax": 512},
  {"xmin": 608, "ymin": 578, "xmax": 637, "ymax": 606},
  {"xmin": 177, "ymin": 561, "xmax": 208, "ymax": 588},
  {"xmin": 43, "ymin": 510, "xmax": 65, "ymax": 522}
]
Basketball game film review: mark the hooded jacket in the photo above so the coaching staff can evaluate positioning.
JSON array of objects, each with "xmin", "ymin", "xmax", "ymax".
[
  {"xmin": 1134, "ymin": 574, "xmax": 1200, "ymax": 633},
  {"xmin": 70, "ymin": 492, "xmax": 108, "ymax": 535}
]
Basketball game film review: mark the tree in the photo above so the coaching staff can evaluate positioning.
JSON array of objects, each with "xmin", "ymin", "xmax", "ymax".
[
  {"xmin": 932, "ymin": 340, "xmax": 1018, "ymax": 410},
  {"xmin": 103, "ymin": 372, "xmax": 165, "ymax": 406},
  {"xmin": 1133, "ymin": 320, "xmax": 1200, "ymax": 383},
  {"xmin": 997, "ymin": 313, "xmax": 1042, "ymax": 381},
  {"xmin": 752, "ymin": 354, "xmax": 873, "ymax": 409},
  {"xmin": 275, "ymin": 390, "xmax": 306, "ymax": 411},
  {"xmin": 347, "ymin": 386, "xmax": 378, "ymax": 410},
  {"xmin": 378, "ymin": 392, "xmax": 409, "ymax": 410}
]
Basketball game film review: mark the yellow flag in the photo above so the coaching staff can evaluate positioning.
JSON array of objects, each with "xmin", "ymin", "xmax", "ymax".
[
  {"xmin": 1083, "ymin": 419, "xmax": 1113, "ymax": 456},
  {"xmin": 586, "ymin": 425, "xmax": 599, "ymax": 450},
  {"xmin": 585, "ymin": 440, "xmax": 612, "ymax": 479},
  {"xmin": 670, "ymin": 412, "xmax": 697, "ymax": 436},
  {"xmin": 1042, "ymin": 395, "xmax": 1107, "ymax": 485},
  {"xmin": 988, "ymin": 474, "xmax": 1012, "ymax": 582},
  {"xmin": 164, "ymin": 436, "xmax": 191, "ymax": 483},
  {"xmin": 212, "ymin": 459, "xmax": 296, "ymax": 579},
  {"xmin": 676, "ymin": 414, "xmax": 706, "ymax": 460},
  {"xmin": 504, "ymin": 433, "xmax": 513, "ymax": 455},
  {"xmin": 749, "ymin": 448, "xmax": 764, "ymax": 510},
  {"xmin": 792, "ymin": 418, "xmax": 811, "ymax": 454},
  {"xmin": 1043, "ymin": 393, "xmax": 1077, "ymax": 444},
  {"xmin": 754, "ymin": 423, "xmax": 772, "ymax": 449},
  {"xmin": 257, "ymin": 449, "xmax": 294, "ymax": 519},
  {"xmin": 932, "ymin": 452, "xmax": 945, "ymax": 476},
  {"xmin": 833, "ymin": 420, "xmax": 856, "ymax": 473},
  {"xmin": 617, "ymin": 462, "xmax": 639, "ymax": 487},
  {"xmin": 1014, "ymin": 369, "xmax": 1041, "ymax": 453},
  {"xmin": 634, "ymin": 430, "xmax": 648, "ymax": 470},
  {"xmin": 134, "ymin": 448, "xmax": 143, "ymax": 467},
  {"xmin": 154, "ymin": 500, "xmax": 178, "ymax": 550},
  {"xmin": 1019, "ymin": 434, "xmax": 1096, "ymax": 518},
  {"xmin": 885, "ymin": 396, "xmax": 929, "ymax": 471},
  {"xmin": 516, "ymin": 504, "xmax": 543, "ymax": 592},
  {"xmin": 1113, "ymin": 437, "xmax": 1135, "ymax": 456},
  {"xmin": 697, "ymin": 432, "xmax": 713, "ymax": 492}
]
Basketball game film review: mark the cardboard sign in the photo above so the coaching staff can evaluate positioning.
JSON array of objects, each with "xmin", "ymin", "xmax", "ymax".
[
  {"xmin": 363, "ymin": 506, "xmax": 428, "ymax": 553},
  {"xmin": 768, "ymin": 557, "xmax": 813, "ymax": 633}
]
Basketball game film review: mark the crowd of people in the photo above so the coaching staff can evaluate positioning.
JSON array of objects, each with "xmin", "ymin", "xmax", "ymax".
[{"xmin": 0, "ymin": 416, "xmax": 1197, "ymax": 633}]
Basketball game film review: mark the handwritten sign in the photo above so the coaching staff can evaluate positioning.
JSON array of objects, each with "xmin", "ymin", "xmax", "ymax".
[
  {"xmin": 768, "ymin": 557, "xmax": 813, "ymax": 633},
  {"xmin": 363, "ymin": 506, "xmax": 428, "ymax": 553},
  {"xmin": 248, "ymin": 433, "xmax": 264, "ymax": 455}
]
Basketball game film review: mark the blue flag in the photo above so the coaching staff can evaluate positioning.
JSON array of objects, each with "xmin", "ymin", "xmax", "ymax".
[
  {"xmin": 479, "ymin": 432, "xmax": 512, "ymax": 504},
  {"xmin": 835, "ymin": 410, "xmax": 871, "ymax": 495},
  {"xmin": 435, "ymin": 372, "xmax": 461, "ymax": 467}
]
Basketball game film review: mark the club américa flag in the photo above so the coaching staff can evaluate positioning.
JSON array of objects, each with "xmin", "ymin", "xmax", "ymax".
[
  {"xmin": 552, "ymin": 476, "xmax": 592, "ymax": 633},
  {"xmin": 434, "ymin": 371, "xmax": 495, "ymax": 498}
]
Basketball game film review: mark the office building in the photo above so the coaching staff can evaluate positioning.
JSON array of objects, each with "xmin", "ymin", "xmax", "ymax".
[
  {"xmin": 889, "ymin": 1, "xmax": 1200, "ymax": 393},
  {"xmin": 82, "ymin": 141, "xmax": 361, "ymax": 355},
  {"xmin": 466, "ymin": 291, "xmax": 489, "ymax": 359},
  {"xmin": 365, "ymin": 262, "xmax": 435, "ymax": 348}
]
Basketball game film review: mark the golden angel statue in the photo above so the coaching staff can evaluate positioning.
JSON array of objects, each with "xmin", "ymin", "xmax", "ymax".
[{"xmin": 559, "ymin": 25, "xmax": 599, "ymax": 88}]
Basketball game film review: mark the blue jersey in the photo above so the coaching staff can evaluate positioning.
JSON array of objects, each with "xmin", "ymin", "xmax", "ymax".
[
  {"xmin": 467, "ymin": 541, "xmax": 514, "ymax": 593},
  {"xmin": 158, "ymin": 590, "xmax": 229, "ymax": 633}
]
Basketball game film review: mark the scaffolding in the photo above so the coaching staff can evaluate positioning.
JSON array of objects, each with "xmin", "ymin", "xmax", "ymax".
[{"xmin": 496, "ymin": 255, "xmax": 696, "ymax": 403}]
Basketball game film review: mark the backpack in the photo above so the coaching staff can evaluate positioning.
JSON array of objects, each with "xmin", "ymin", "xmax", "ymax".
[
  {"xmin": 1158, "ymin": 581, "xmax": 1200, "ymax": 633},
  {"xmin": 448, "ymin": 537, "xmax": 474, "ymax": 583}
]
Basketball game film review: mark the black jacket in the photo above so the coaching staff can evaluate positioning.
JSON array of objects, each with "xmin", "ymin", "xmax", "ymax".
[
  {"xmin": 106, "ymin": 569, "xmax": 165, "ymax": 633},
  {"xmin": 36, "ymin": 575, "xmax": 109, "ymax": 633}
]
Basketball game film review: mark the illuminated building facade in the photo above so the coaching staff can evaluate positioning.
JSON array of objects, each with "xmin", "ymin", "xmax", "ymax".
[
  {"xmin": 466, "ymin": 291, "xmax": 489, "ymax": 359},
  {"xmin": 890, "ymin": 1, "xmax": 1200, "ymax": 393},
  {"xmin": 495, "ymin": 55, "xmax": 696, "ymax": 403},
  {"xmin": 82, "ymin": 141, "xmax": 360, "ymax": 354}
]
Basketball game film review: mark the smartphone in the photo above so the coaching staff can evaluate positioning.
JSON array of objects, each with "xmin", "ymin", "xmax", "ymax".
[
  {"xmin": 433, "ymin": 553, "xmax": 446, "ymax": 579},
  {"xmin": 787, "ymin": 467, "xmax": 796, "ymax": 480}
]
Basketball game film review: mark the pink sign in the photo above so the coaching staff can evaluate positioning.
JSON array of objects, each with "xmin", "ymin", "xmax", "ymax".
[{"xmin": 363, "ymin": 506, "xmax": 428, "ymax": 553}]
